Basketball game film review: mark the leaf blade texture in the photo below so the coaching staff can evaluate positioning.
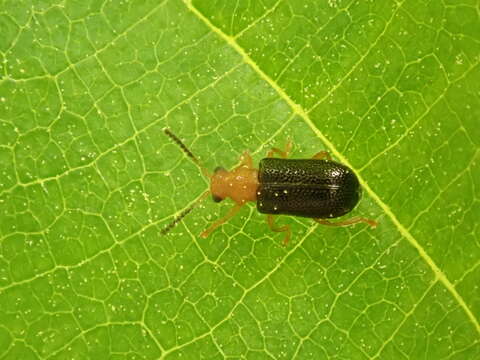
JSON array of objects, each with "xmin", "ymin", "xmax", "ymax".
[{"xmin": 0, "ymin": 0, "xmax": 479, "ymax": 358}]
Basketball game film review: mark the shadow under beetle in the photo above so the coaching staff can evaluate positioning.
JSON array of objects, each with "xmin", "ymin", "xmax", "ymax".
[{"xmin": 162, "ymin": 128, "xmax": 377, "ymax": 244}]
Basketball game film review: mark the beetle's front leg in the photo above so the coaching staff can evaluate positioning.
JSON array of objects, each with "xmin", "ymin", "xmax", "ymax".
[
  {"xmin": 200, "ymin": 203, "xmax": 244, "ymax": 238},
  {"xmin": 267, "ymin": 139, "xmax": 292, "ymax": 158},
  {"xmin": 238, "ymin": 151, "xmax": 253, "ymax": 168},
  {"xmin": 314, "ymin": 216, "xmax": 378, "ymax": 228}
]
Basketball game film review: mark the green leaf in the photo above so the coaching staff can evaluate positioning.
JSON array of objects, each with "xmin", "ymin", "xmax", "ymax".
[{"xmin": 0, "ymin": 0, "xmax": 479, "ymax": 358}]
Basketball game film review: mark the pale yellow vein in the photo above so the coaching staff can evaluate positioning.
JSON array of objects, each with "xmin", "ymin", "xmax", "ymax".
[{"xmin": 183, "ymin": 0, "xmax": 480, "ymax": 334}]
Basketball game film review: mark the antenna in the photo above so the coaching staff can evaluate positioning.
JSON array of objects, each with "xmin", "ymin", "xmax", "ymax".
[
  {"xmin": 160, "ymin": 205, "xmax": 195, "ymax": 235},
  {"xmin": 162, "ymin": 128, "xmax": 212, "ymax": 235},
  {"xmin": 163, "ymin": 128, "xmax": 211, "ymax": 178},
  {"xmin": 160, "ymin": 190, "xmax": 210, "ymax": 235}
]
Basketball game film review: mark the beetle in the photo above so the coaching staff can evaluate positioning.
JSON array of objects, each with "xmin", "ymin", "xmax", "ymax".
[{"xmin": 162, "ymin": 128, "xmax": 377, "ymax": 244}]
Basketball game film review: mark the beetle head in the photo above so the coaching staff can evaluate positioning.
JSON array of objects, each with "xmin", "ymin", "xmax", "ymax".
[
  {"xmin": 212, "ymin": 194, "xmax": 224, "ymax": 203},
  {"xmin": 211, "ymin": 166, "xmax": 226, "ymax": 202}
]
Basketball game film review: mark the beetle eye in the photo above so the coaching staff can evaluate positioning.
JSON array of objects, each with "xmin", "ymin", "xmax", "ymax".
[
  {"xmin": 212, "ymin": 194, "xmax": 223, "ymax": 203},
  {"xmin": 214, "ymin": 166, "xmax": 226, "ymax": 173}
]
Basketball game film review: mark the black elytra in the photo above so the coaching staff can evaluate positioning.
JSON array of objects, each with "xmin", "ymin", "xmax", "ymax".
[{"xmin": 257, "ymin": 158, "xmax": 361, "ymax": 218}]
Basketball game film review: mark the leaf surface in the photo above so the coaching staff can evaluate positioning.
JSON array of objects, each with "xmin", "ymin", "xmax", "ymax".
[{"xmin": 0, "ymin": 0, "xmax": 479, "ymax": 358}]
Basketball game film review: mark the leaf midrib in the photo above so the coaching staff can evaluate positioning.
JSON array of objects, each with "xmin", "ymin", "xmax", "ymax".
[{"xmin": 183, "ymin": 0, "xmax": 480, "ymax": 333}]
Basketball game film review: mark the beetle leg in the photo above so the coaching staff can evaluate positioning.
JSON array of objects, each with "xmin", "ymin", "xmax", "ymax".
[
  {"xmin": 267, "ymin": 139, "xmax": 292, "ymax": 158},
  {"xmin": 312, "ymin": 151, "xmax": 332, "ymax": 160},
  {"xmin": 238, "ymin": 151, "xmax": 253, "ymax": 168},
  {"xmin": 314, "ymin": 216, "xmax": 378, "ymax": 228},
  {"xmin": 200, "ymin": 204, "xmax": 243, "ymax": 238},
  {"xmin": 267, "ymin": 215, "xmax": 291, "ymax": 245}
]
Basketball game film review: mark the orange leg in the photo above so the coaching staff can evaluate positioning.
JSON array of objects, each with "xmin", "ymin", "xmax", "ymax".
[
  {"xmin": 267, "ymin": 215, "xmax": 291, "ymax": 245},
  {"xmin": 314, "ymin": 216, "xmax": 378, "ymax": 228},
  {"xmin": 267, "ymin": 139, "xmax": 292, "ymax": 158},
  {"xmin": 200, "ymin": 203, "xmax": 243, "ymax": 238},
  {"xmin": 238, "ymin": 151, "xmax": 253, "ymax": 168},
  {"xmin": 312, "ymin": 151, "xmax": 332, "ymax": 160}
]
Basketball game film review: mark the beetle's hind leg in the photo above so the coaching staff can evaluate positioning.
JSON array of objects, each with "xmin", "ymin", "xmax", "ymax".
[
  {"xmin": 267, "ymin": 215, "xmax": 291, "ymax": 245},
  {"xmin": 314, "ymin": 216, "xmax": 378, "ymax": 228},
  {"xmin": 267, "ymin": 140, "xmax": 292, "ymax": 158}
]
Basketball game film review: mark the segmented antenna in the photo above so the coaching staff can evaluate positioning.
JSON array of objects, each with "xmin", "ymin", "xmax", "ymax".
[
  {"xmin": 164, "ymin": 128, "xmax": 199, "ymax": 163},
  {"xmin": 160, "ymin": 190, "xmax": 210, "ymax": 236},
  {"xmin": 160, "ymin": 205, "xmax": 195, "ymax": 235},
  {"xmin": 161, "ymin": 129, "xmax": 212, "ymax": 236},
  {"xmin": 163, "ymin": 128, "xmax": 211, "ymax": 178}
]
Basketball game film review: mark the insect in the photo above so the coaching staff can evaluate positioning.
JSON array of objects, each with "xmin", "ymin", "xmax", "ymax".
[{"xmin": 162, "ymin": 128, "xmax": 377, "ymax": 244}]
